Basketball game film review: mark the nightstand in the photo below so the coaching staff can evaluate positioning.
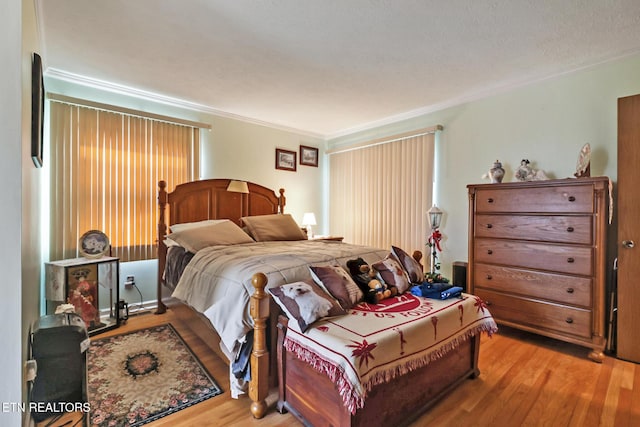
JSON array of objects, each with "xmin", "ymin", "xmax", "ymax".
[{"xmin": 45, "ymin": 256, "xmax": 120, "ymax": 336}]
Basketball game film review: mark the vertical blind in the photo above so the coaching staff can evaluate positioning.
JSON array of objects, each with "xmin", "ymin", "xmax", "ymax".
[
  {"xmin": 329, "ymin": 130, "xmax": 437, "ymax": 261},
  {"xmin": 49, "ymin": 100, "xmax": 200, "ymax": 262}
]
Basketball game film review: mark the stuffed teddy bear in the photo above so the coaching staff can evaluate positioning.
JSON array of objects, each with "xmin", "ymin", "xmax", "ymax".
[{"xmin": 346, "ymin": 258, "xmax": 394, "ymax": 303}]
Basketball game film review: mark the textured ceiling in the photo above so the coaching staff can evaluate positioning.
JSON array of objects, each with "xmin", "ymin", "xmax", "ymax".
[{"xmin": 38, "ymin": 0, "xmax": 640, "ymax": 138}]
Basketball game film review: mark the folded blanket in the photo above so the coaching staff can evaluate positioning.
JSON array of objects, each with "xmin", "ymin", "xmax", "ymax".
[
  {"xmin": 410, "ymin": 284, "xmax": 463, "ymax": 299},
  {"xmin": 284, "ymin": 293, "xmax": 497, "ymax": 414}
]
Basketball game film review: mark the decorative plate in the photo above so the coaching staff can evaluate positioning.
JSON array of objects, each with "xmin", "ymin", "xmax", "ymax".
[{"xmin": 79, "ymin": 230, "xmax": 110, "ymax": 258}]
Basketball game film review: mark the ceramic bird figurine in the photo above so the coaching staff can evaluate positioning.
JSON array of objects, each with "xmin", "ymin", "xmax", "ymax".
[{"xmin": 575, "ymin": 143, "xmax": 591, "ymax": 178}]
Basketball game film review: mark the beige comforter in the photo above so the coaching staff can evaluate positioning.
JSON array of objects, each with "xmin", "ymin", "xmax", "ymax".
[{"xmin": 171, "ymin": 240, "xmax": 389, "ymax": 355}]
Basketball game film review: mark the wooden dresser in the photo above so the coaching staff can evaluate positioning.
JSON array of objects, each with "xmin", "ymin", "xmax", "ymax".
[{"xmin": 467, "ymin": 177, "xmax": 609, "ymax": 362}]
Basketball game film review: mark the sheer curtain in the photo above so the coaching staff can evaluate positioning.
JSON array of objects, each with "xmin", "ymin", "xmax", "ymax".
[
  {"xmin": 329, "ymin": 128, "xmax": 439, "ymax": 260},
  {"xmin": 49, "ymin": 100, "xmax": 200, "ymax": 262}
]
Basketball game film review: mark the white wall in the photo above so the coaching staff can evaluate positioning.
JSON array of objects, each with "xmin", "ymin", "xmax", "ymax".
[
  {"xmin": 1, "ymin": 0, "xmax": 44, "ymax": 422},
  {"xmin": 0, "ymin": 1, "xmax": 24, "ymax": 423},
  {"xmin": 329, "ymin": 53, "xmax": 640, "ymax": 279}
]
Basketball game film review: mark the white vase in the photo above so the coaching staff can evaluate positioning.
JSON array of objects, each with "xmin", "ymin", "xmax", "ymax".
[{"xmin": 489, "ymin": 160, "xmax": 505, "ymax": 183}]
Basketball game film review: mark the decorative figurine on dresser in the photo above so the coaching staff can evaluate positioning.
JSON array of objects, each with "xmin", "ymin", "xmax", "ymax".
[
  {"xmin": 483, "ymin": 160, "xmax": 505, "ymax": 183},
  {"xmin": 467, "ymin": 177, "xmax": 609, "ymax": 362}
]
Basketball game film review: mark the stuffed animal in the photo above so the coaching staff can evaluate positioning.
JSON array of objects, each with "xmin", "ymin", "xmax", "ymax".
[{"xmin": 346, "ymin": 258, "xmax": 394, "ymax": 303}]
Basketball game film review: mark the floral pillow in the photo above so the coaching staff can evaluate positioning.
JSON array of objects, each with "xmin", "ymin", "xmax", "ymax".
[
  {"xmin": 269, "ymin": 280, "xmax": 346, "ymax": 332},
  {"xmin": 309, "ymin": 265, "xmax": 363, "ymax": 310},
  {"xmin": 391, "ymin": 246, "xmax": 424, "ymax": 284},
  {"xmin": 372, "ymin": 255, "xmax": 411, "ymax": 294}
]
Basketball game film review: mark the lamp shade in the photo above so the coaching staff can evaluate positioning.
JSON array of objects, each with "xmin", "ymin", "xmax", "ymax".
[
  {"xmin": 302, "ymin": 212, "xmax": 317, "ymax": 226},
  {"xmin": 226, "ymin": 180, "xmax": 249, "ymax": 194},
  {"xmin": 427, "ymin": 205, "xmax": 443, "ymax": 229}
]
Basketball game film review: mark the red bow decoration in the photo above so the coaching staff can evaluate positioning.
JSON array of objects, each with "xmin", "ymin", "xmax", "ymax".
[{"xmin": 428, "ymin": 229, "xmax": 442, "ymax": 251}]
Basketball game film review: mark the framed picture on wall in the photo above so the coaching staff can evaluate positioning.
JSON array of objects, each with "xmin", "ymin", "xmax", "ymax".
[
  {"xmin": 276, "ymin": 148, "xmax": 297, "ymax": 171},
  {"xmin": 300, "ymin": 145, "xmax": 319, "ymax": 167}
]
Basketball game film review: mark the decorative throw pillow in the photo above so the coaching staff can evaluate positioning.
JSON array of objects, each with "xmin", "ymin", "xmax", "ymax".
[
  {"xmin": 269, "ymin": 280, "xmax": 346, "ymax": 332},
  {"xmin": 240, "ymin": 214, "xmax": 307, "ymax": 241},
  {"xmin": 391, "ymin": 246, "xmax": 424, "ymax": 283},
  {"xmin": 372, "ymin": 256, "xmax": 411, "ymax": 294},
  {"xmin": 309, "ymin": 265, "xmax": 364, "ymax": 309},
  {"xmin": 166, "ymin": 220, "xmax": 254, "ymax": 253}
]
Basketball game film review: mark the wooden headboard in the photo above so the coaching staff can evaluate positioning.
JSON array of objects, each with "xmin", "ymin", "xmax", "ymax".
[{"xmin": 156, "ymin": 178, "xmax": 286, "ymax": 313}]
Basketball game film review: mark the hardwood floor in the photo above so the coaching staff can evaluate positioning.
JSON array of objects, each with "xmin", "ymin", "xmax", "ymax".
[{"xmin": 44, "ymin": 307, "xmax": 640, "ymax": 427}]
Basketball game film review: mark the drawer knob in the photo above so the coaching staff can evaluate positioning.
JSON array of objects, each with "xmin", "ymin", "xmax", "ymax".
[
  {"xmin": 568, "ymin": 196, "xmax": 576, "ymax": 202},
  {"xmin": 487, "ymin": 198, "xmax": 494, "ymax": 203},
  {"xmin": 487, "ymin": 249, "xmax": 493, "ymax": 255},
  {"xmin": 567, "ymin": 257, "xmax": 575, "ymax": 263},
  {"xmin": 566, "ymin": 288, "xmax": 574, "ymax": 294},
  {"xmin": 486, "ymin": 224, "xmax": 493, "ymax": 229},
  {"xmin": 566, "ymin": 318, "xmax": 574, "ymax": 324},
  {"xmin": 486, "ymin": 274, "xmax": 492, "ymax": 280},
  {"xmin": 566, "ymin": 226, "xmax": 574, "ymax": 232},
  {"xmin": 622, "ymin": 240, "xmax": 635, "ymax": 249}
]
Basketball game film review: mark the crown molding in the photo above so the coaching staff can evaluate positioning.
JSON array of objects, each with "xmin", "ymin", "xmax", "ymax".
[{"xmin": 44, "ymin": 68, "xmax": 325, "ymax": 140}]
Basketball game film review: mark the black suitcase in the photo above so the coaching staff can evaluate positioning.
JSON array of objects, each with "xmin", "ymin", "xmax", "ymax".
[{"xmin": 29, "ymin": 313, "xmax": 89, "ymax": 422}]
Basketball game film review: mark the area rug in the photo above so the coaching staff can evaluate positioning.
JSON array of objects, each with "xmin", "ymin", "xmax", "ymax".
[{"xmin": 87, "ymin": 323, "xmax": 222, "ymax": 426}]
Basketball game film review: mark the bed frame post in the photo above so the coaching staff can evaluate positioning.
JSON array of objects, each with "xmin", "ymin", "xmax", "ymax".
[
  {"xmin": 156, "ymin": 180, "xmax": 168, "ymax": 314},
  {"xmin": 278, "ymin": 188, "xmax": 286, "ymax": 213},
  {"xmin": 250, "ymin": 272, "xmax": 270, "ymax": 418}
]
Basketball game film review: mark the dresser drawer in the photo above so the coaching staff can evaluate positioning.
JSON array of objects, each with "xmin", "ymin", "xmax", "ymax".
[
  {"xmin": 475, "ymin": 239, "xmax": 592, "ymax": 276},
  {"xmin": 474, "ymin": 185, "xmax": 594, "ymax": 213},
  {"xmin": 475, "ymin": 289, "xmax": 591, "ymax": 339},
  {"xmin": 474, "ymin": 263, "xmax": 592, "ymax": 307},
  {"xmin": 475, "ymin": 214, "xmax": 592, "ymax": 244}
]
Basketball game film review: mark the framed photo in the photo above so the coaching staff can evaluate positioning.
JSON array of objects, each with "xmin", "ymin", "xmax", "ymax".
[
  {"xmin": 300, "ymin": 145, "xmax": 319, "ymax": 167},
  {"xmin": 31, "ymin": 52, "xmax": 45, "ymax": 168},
  {"xmin": 276, "ymin": 148, "xmax": 297, "ymax": 171}
]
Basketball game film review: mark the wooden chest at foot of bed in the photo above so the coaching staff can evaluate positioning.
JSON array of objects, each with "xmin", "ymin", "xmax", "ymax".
[{"xmin": 276, "ymin": 316, "xmax": 481, "ymax": 427}]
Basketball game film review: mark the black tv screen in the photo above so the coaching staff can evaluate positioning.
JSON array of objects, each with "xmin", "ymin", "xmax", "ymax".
[{"xmin": 31, "ymin": 52, "xmax": 44, "ymax": 168}]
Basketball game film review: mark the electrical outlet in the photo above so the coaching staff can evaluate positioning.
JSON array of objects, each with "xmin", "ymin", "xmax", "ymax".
[{"xmin": 124, "ymin": 275, "xmax": 135, "ymax": 289}]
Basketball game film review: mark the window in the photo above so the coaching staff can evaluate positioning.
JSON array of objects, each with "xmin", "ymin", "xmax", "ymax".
[
  {"xmin": 49, "ymin": 100, "xmax": 200, "ymax": 262},
  {"xmin": 328, "ymin": 128, "xmax": 439, "ymax": 258}
]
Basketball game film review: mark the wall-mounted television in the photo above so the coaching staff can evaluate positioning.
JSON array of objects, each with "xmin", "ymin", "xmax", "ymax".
[{"xmin": 31, "ymin": 52, "xmax": 44, "ymax": 168}]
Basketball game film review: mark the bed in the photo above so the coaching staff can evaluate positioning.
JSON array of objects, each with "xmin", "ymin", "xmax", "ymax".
[{"xmin": 156, "ymin": 178, "xmax": 497, "ymax": 422}]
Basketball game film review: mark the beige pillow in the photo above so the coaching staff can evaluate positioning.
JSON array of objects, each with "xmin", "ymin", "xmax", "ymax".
[
  {"xmin": 241, "ymin": 214, "xmax": 307, "ymax": 241},
  {"xmin": 167, "ymin": 220, "xmax": 254, "ymax": 253},
  {"xmin": 170, "ymin": 219, "xmax": 229, "ymax": 233}
]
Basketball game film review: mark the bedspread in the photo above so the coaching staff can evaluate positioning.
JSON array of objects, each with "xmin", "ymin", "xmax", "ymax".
[
  {"xmin": 284, "ymin": 293, "xmax": 497, "ymax": 414},
  {"xmin": 171, "ymin": 240, "xmax": 388, "ymax": 355}
]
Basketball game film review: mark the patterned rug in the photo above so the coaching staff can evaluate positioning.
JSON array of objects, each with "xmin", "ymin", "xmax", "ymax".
[{"xmin": 87, "ymin": 323, "xmax": 222, "ymax": 426}]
